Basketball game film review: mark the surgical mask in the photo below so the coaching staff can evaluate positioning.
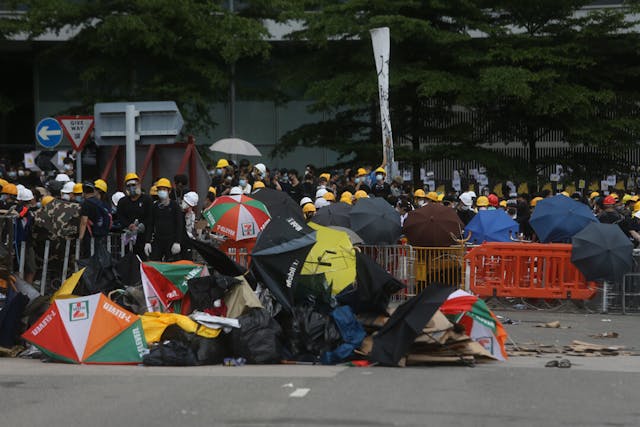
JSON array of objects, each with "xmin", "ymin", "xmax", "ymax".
[
  {"xmin": 0, "ymin": 194, "xmax": 6, "ymax": 201},
  {"xmin": 75, "ymin": 196, "xmax": 83, "ymax": 203},
  {"xmin": 225, "ymin": 176, "xmax": 233, "ymax": 182},
  {"xmin": 64, "ymin": 164, "xmax": 73, "ymax": 171},
  {"xmin": 208, "ymin": 170, "xmax": 215, "ymax": 177},
  {"xmin": 18, "ymin": 170, "xmax": 25, "ymax": 177},
  {"xmin": 61, "ymin": 193, "xmax": 71, "ymax": 201},
  {"xmin": 181, "ymin": 201, "xmax": 189, "ymax": 210},
  {"xmin": 157, "ymin": 190, "xmax": 169, "ymax": 200},
  {"xmin": 239, "ymin": 179, "xmax": 247, "ymax": 187},
  {"xmin": 355, "ymin": 177, "xmax": 360, "ymax": 184},
  {"xmin": 417, "ymin": 200, "xmax": 426, "ymax": 207},
  {"xmin": 7, "ymin": 171, "xmax": 16, "ymax": 179},
  {"xmin": 376, "ymin": 174, "xmax": 383, "ymax": 182},
  {"xmin": 127, "ymin": 185, "xmax": 139, "ymax": 196},
  {"xmin": 216, "ymin": 169, "xmax": 223, "ymax": 176},
  {"xmin": 36, "ymin": 202, "xmax": 42, "ymax": 209}
]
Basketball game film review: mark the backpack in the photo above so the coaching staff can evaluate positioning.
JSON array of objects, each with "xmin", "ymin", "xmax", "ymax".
[{"xmin": 86, "ymin": 197, "xmax": 112, "ymax": 237}]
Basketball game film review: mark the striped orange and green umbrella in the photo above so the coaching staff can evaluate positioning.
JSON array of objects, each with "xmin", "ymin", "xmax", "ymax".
[{"xmin": 203, "ymin": 194, "xmax": 271, "ymax": 241}]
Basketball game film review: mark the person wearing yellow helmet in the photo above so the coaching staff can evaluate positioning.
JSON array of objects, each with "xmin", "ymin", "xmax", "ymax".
[
  {"xmin": 118, "ymin": 172, "xmax": 153, "ymax": 257},
  {"xmin": 354, "ymin": 190, "xmax": 369, "ymax": 202},
  {"xmin": 145, "ymin": 177, "xmax": 184, "ymax": 262},
  {"xmin": 78, "ymin": 181, "xmax": 110, "ymax": 257},
  {"xmin": 72, "ymin": 182, "xmax": 84, "ymax": 203},
  {"xmin": 302, "ymin": 202, "xmax": 316, "ymax": 222},
  {"xmin": 371, "ymin": 166, "xmax": 391, "ymax": 199},
  {"xmin": 340, "ymin": 191, "xmax": 353, "ymax": 205},
  {"xmin": 94, "ymin": 179, "xmax": 108, "ymax": 201},
  {"xmin": 413, "ymin": 189, "xmax": 428, "ymax": 208},
  {"xmin": 476, "ymin": 195, "xmax": 490, "ymax": 210}
]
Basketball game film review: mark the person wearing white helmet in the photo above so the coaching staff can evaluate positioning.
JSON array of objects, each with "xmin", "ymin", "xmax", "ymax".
[
  {"xmin": 60, "ymin": 181, "xmax": 75, "ymax": 201},
  {"xmin": 314, "ymin": 188, "xmax": 330, "ymax": 209},
  {"xmin": 15, "ymin": 187, "xmax": 37, "ymax": 282},
  {"xmin": 299, "ymin": 196, "xmax": 313, "ymax": 207},
  {"xmin": 55, "ymin": 173, "xmax": 71, "ymax": 183},
  {"xmin": 181, "ymin": 191, "xmax": 199, "ymax": 239},
  {"xmin": 457, "ymin": 191, "xmax": 476, "ymax": 225}
]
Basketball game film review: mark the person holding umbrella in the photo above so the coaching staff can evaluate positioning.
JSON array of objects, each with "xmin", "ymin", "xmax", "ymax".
[{"xmin": 144, "ymin": 178, "xmax": 184, "ymax": 261}]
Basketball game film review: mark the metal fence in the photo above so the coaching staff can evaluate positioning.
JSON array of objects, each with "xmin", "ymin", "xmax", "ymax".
[
  {"xmin": 413, "ymin": 246, "xmax": 466, "ymax": 292},
  {"xmin": 357, "ymin": 245, "xmax": 416, "ymax": 299}
]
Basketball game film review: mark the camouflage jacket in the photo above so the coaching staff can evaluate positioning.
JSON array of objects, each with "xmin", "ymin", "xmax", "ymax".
[{"xmin": 32, "ymin": 199, "xmax": 80, "ymax": 241}]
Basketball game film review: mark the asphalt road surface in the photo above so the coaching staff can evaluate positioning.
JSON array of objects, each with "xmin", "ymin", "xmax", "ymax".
[{"xmin": 2, "ymin": 354, "xmax": 639, "ymax": 427}]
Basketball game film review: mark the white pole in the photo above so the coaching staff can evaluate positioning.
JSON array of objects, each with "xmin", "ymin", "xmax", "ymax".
[{"xmin": 125, "ymin": 104, "xmax": 138, "ymax": 174}]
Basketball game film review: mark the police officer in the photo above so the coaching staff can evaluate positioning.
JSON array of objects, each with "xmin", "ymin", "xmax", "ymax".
[{"xmin": 144, "ymin": 178, "xmax": 184, "ymax": 262}]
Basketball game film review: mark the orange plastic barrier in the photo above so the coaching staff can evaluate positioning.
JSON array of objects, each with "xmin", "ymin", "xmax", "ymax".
[{"xmin": 466, "ymin": 242, "xmax": 597, "ymax": 300}]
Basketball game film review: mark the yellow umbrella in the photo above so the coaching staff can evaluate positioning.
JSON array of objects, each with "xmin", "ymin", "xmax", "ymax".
[
  {"xmin": 304, "ymin": 222, "xmax": 356, "ymax": 294},
  {"xmin": 51, "ymin": 268, "xmax": 85, "ymax": 301}
]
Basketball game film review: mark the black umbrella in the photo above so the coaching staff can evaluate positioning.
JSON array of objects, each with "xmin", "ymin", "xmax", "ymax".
[
  {"xmin": 370, "ymin": 283, "xmax": 454, "ymax": 366},
  {"xmin": 337, "ymin": 251, "xmax": 405, "ymax": 315},
  {"xmin": 313, "ymin": 203, "xmax": 352, "ymax": 228},
  {"xmin": 189, "ymin": 239, "xmax": 258, "ymax": 289},
  {"xmin": 571, "ymin": 222, "xmax": 633, "ymax": 282},
  {"xmin": 349, "ymin": 197, "xmax": 402, "ymax": 244},
  {"xmin": 251, "ymin": 188, "xmax": 303, "ymax": 221},
  {"xmin": 250, "ymin": 216, "xmax": 317, "ymax": 311}
]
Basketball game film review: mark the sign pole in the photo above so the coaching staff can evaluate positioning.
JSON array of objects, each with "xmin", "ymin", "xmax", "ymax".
[
  {"xmin": 75, "ymin": 151, "xmax": 82, "ymax": 182},
  {"xmin": 125, "ymin": 104, "xmax": 137, "ymax": 174}
]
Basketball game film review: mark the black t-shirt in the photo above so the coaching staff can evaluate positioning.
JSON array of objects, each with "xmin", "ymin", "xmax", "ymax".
[
  {"xmin": 118, "ymin": 194, "xmax": 153, "ymax": 227},
  {"xmin": 80, "ymin": 197, "xmax": 99, "ymax": 223}
]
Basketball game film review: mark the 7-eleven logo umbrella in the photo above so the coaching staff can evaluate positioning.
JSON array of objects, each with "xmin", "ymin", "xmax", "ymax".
[
  {"xmin": 140, "ymin": 260, "xmax": 208, "ymax": 313},
  {"xmin": 22, "ymin": 293, "xmax": 147, "ymax": 364},
  {"xmin": 203, "ymin": 194, "xmax": 271, "ymax": 241}
]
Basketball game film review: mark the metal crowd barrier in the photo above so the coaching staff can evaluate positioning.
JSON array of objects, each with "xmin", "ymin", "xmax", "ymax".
[
  {"xmin": 412, "ymin": 246, "xmax": 466, "ymax": 292},
  {"xmin": 357, "ymin": 245, "xmax": 416, "ymax": 300}
]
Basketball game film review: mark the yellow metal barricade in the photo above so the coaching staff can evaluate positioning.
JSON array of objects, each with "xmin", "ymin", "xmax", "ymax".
[
  {"xmin": 413, "ymin": 246, "xmax": 466, "ymax": 293},
  {"xmin": 357, "ymin": 245, "xmax": 416, "ymax": 300}
]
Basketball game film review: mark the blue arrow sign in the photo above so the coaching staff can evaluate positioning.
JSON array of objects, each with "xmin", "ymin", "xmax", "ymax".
[{"xmin": 35, "ymin": 117, "xmax": 63, "ymax": 148}]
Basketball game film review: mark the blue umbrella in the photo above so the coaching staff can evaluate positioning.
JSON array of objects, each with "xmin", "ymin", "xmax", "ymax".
[
  {"xmin": 464, "ymin": 209, "xmax": 519, "ymax": 244},
  {"xmin": 530, "ymin": 195, "xmax": 597, "ymax": 243}
]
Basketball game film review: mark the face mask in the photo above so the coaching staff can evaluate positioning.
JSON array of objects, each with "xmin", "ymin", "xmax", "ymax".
[
  {"xmin": 61, "ymin": 193, "xmax": 71, "ymax": 201},
  {"xmin": 18, "ymin": 170, "xmax": 25, "ymax": 177},
  {"xmin": 181, "ymin": 201, "xmax": 189, "ymax": 210},
  {"xmin": 157, "ymin": 190, "xmax": 169, "ymax": 200},
  {"xmin": 239, "ymin": 179, "xmax": 247, "ymax": 187},
  {"xmin": 208, "ymin": 170, "xmax": 215, "ymax": 177},
  {"xmin": 7, "ymin": 172, "xmax": 16, "ymax": 179},
  {"xmin": 127, "ymin": 185, "xmax": 139, "ymax": 196},
  {"xmin": 225, "ymin": 176, "xmax": 233, "ymax": 182},
  {"xmin": 75, "ymin": 196, "xmax": 83, "ymax": 203},
  {"xmin": 216, "ymin": 169, "xmax": 223, "ymax": 176},
  {"xmin": 355, "ymin": 177, "xmax": 360, "ymax": 184},
  {"xmin": 36, "ymin": 202, "xmax": 42, "ymax": 209},
  {"xmin": 376, "ymin": 174, "xmax": 383, "ymax": 182},
  {"xmin": 63, "ymin": 164, "xmax": 73, "ymax": 171},
  {"xmin": 417, "ymin": 200, "xmax": 426, "ymax": 207},
  {"xmin": 0, "ymin": 194, "xmax": 6, "ymax": 201}
]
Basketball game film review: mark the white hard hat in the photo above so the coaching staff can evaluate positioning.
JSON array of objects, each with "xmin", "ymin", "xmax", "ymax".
[
  {"xmin": 315, "ymin": 188, "xmax": 328, "ymax": 199},
  {"xmin": 183, "ymin": 191, "xmax": 199, "ymax": 207},
  {"xmin": 17, "ymin": 188, "xmax": 34, "ymax": 201},
  {"xmin": 55, "ymin": 173, "xmax": 71, "ymax": 182},
  {"xmin": 314, "ymin": 198, "xmax": 331, "ymax": 209},
  {"xmin": 459, "ymin": 192, "xmax": 473, "ymax": 207},
  {"xmin": 468, "ymin": 191, "xmax": 477, "ymax": 199},
  {"xmin": 254, "ymin": 163, "xmax": 266, "ymax": 175},
  {"xmin": 61, "ymin": 181, "xmax": 75, "ymax": 194},
  {"xmin": 229, "ymin": 186, "xmax": 243, "ymax": 195},
  {"xmin": 111, "ymin": 191, "xmax": 126, "ymax": 207},
  {"xmin": 299, "ymin": 197, "xmax": 313, "ymax": 207}
]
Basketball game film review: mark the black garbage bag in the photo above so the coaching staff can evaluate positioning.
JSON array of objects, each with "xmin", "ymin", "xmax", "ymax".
[
  {"xmin": 284, "ymin": 306, "xmax": 341, "ymax": 361},
  {"xmin": 188, "ymin": 274, "xmax": 240, "ymax": 311},
  {"xmin": 77, "ymin": 252, "xmax": 121, "ymax": 295},
  {"xmin": 143, "ymin": 325, "xmax": 230, "ymax": 366},
  {"xmin": 115, "ymin": 251, "xmax": 141, "ymax": 288},
  {"xmin": 0, "ymin": 291, "xmax": 29, "ymax": 347},
  {"xmin": 232, "ymin": 308, "xmax": 283, "ymax": 364},
  {"xmin": 294, "ymin": 274, "xmax": 334, "ymax": 314},
  {"xmin": 143, "ymin": 340, "xmax": 198, "ymax": 366}
]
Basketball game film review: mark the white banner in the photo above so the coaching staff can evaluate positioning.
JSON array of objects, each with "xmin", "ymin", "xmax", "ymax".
[{"xmin": 370, "ymin": 27, "xmax": 397, "ymax": 181}]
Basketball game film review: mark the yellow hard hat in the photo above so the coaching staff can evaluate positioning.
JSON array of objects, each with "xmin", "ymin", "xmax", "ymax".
[
  {"xmin": 208, "ymin": 186, "xmax": 217, "ymax": 195},
  {"xmin": 355, "ymin": 190, "xmax": 368, "ymax": 199},
  {"xmin": 631, "ymin": 195, "xmax": 639, "ymax": 202},
  {"xmin": 1, "ymin": 183, "xmax": 18, "ymax": 196},
  {"xmin": 41, "ymin": 195, "xmax": 54, "ymax": 206},
  {"xmin": 94, "ymin": 179, "xmax": 108, "ymax": 193},
  {"xmin": 73, "ymin": 183, "xmax": 83, "ymax": 194},
  {"xmin": 413, "ymin": 189, "xmax": 427, "ymax": 198},
  {"xmin": 476, "ymin": 196, "xmax": 489, "ymax": 207},
  {"xmin": 560, "ymin": 191, "xmax": 569, "ymax": 197},
  {"xmin": 216, "ymin": 159, "xmax": 229, "ymax": 168},
  {"xmin": 149, "ymin": 185, "xmax": 158, "ymax": 196},
  {"xmin": 323, "ymin": 192, "xmax": 335, "ymax": 201},
  {"xmin": 437, "ymin": 193, "xmax": 445, "ymax": 202},
  {"xmin": 530, "ymin": 196, "xmax": 543, "ymax": 207},
  {"xmin": 356, "ymin": 168, "xmax": 367, "ymax": 176},
  {"xmin": 253, "ymin": 181, "xmax": 265, "ymax": 189},
  {"xmin": 375, "ymin": 167, "xmax": 386, "ymax": 174},
  {"xmin": 124, "ymin": 172, "xmax": 139, "ymax": 183},
  {"xmin": 622, "ymin": 194, "xmax": 633, "ymax": 203},
  {"xmin": 302, "ymin": 203, "xmax": 316, "ymax": 213},
  {"xmin": 155, "ymin": 177, "xmax": 172, "ymax": 189},
  {"xmin": 611, "ymin": 193, "xmax": 619, "ymax": 200},
  {"xmin": 426, "ymin": 191, "xmax": 439, "ymax": 202},
  {"xmin": 499, "ymin": 200, "xmax": 507, "ymax": 208},
  {"xmin": 319, "ymin": 173, "xmax": 331, "ymax": 181},
  {"xmin": 589, "ymin": 191, "xmax": 600, "ymax": 200},
  {"xmin": 340, "ymin": 191, "xmax": 353, "ymax": 205}
]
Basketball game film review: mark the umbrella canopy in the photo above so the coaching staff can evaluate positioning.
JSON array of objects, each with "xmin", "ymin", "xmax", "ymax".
[
  {"xmin": 209, "ymin": 137, "xmax": 262, "ymax": 156},
  {"xmin": 440, "ymin": 289, "xmax": 508, "ymax": 361},
  {"xmin": 370, "ymin": 283, "xmax": 454, "ymax": 366},
  {"xmin": 336, "ymin": 251, "xmax": 405, "ymax": 315},
  {"xmin": 530, "ymin": 195, "xmax": 597, "ymax": 243},
  {"xmin": 464, "ymin": 209, "xmax": 519, "ymax": 244},
  {"xmin": 350, "ymin": 197, "xmax": 402, "ymax": 244},
  {"xmin": 250, "ymin": 187, "xmax": 303, "ymax": 221},
  {"xmin": 327, "ymin": 225, "xmax": 364, "ymax": 245},
  {"xmin": 250, "ymin": 217, "xmax": 317, "ymax": 311},
  {"xmin": 203, "ymin": 194, "xmax": 271, "ymax": 241},
  {"xmin": 313, "ymin": 202, "xmax": 351, "ymax": 228},
  {"xmin": 303, "ymin": 222, "xmax": 356, "ymax": 295},
  {"xmin": 140, "ymin": 260, "xmax": 208, "ymax": 313},
  {"xmin": 403, "ymin": 203, "xmax": 463, "ymax": 247},
  {"xmin": 571, "ymin": 222, "xmax": 633, "ymax": 282},
  {"xmin": 22, "ymin": 293, "xmax": 147, "ymax": 364}
]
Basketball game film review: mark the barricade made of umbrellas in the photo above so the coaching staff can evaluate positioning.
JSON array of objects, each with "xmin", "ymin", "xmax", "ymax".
[{"xmin": 4, "ymin": 214, "xmax": 506, "ymax": 367}]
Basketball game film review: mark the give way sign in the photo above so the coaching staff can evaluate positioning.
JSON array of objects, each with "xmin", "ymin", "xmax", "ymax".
[{"xmin": 57, "ymin": 115, "xmax": 94, "ymax": 152}]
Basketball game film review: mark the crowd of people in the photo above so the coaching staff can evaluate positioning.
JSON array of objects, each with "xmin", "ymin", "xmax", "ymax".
[{"xmin": 2, "ymin": 155, "xmax": 640, "ymax": 289}]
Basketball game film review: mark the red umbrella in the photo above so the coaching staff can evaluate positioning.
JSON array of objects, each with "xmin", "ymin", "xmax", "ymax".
[{"xmin": 402, "ymin": 204, "xmax": 463, "ymax": 247}]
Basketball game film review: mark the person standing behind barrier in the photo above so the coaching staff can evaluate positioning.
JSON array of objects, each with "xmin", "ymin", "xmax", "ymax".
[
  {"xmin": 144, "ymin": 178, "xmax": 184, "ymax": 262},
  {"xmin": 457, "ymin": 192, "xmax": 475, "ymax": 225},
  {"xmin": 78, "ymin": 183, "xmax": 110, "ymax": 258},
  {"xmin": 0, "ymin": 182, "xmax": 18, "ymax": 211},
  {"xmin": 118, "ymin": 173, "xmax": 152, "ymax": 257},
  {"xmin": 13, "ymin": 188, "xmax": 36, "ymax": 283}
]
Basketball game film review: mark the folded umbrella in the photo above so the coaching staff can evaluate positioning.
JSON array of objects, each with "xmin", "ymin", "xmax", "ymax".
[
  {"xmin": 403, "ymin": 203, "xmax": 463, "ymax": 247},
  {"xmin": 571, "ymin": 222, "xmax": 633, "ymax": 282},
  {"xmin": 250, "ymin": 187, "xmax": 303, "ymax": 221},
  {"xmin": 530, "ymin": 195, "xmax": 597, "ymax": 243},
  {"xmin": 370, "ymin": 283, "xmax": 455, "ymax": 366},
  {"xmin": 313, "ymin": 202, "xmax": 351, "ymax": 228},
  {"xmin": 350, "ymin": 197, "xmax": 401, "ymax": 245},
  {"xmin": 464, "ymin": 209, "xmax": 519, "ymax": 244}
]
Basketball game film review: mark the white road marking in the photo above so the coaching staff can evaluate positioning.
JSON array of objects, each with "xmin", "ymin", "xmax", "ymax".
[{"xmin": 289, "ymin": 388, "xmax": 310, "ymax": 398}]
